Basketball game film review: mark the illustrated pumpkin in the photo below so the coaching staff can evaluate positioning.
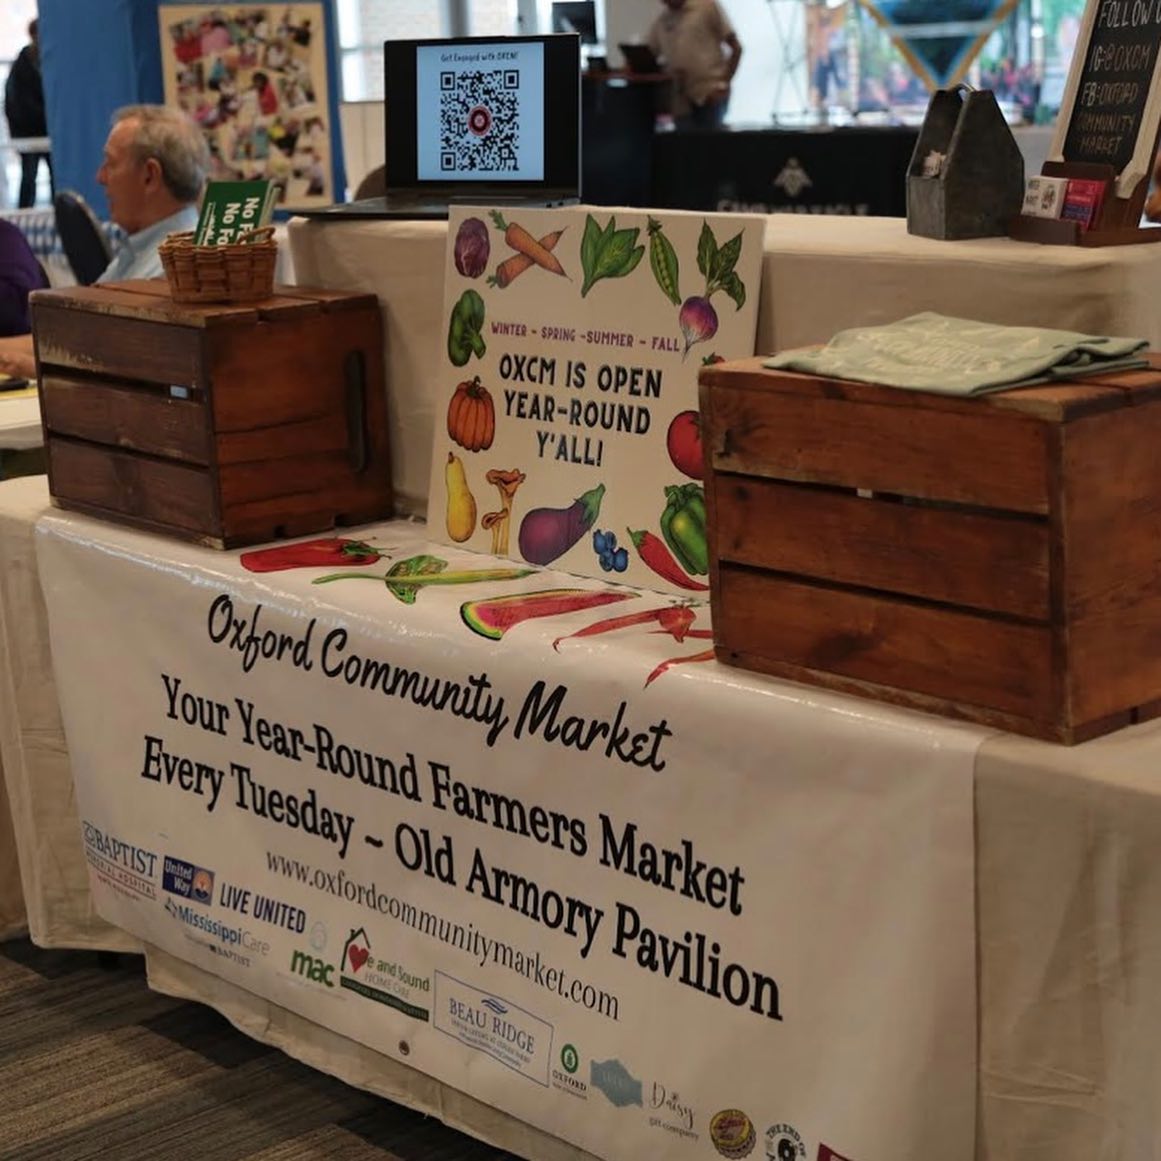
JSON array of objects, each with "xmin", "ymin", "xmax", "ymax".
[{"xmin": 447, "ymin": 376, "xmax": 496, "ymax": 452}]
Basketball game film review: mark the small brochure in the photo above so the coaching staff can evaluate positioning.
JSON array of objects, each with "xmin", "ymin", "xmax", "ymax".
[
  {"xmin": 1059, "ymin": 178, "xmax": 1108, "ymax": 231},
  {"xmin": 194, "ymin": 179, "xmax": 277, "ymax": 246},
  {"xmin": 1021, "ymin": 175, "xmax": 1068, "ymax": 219}
]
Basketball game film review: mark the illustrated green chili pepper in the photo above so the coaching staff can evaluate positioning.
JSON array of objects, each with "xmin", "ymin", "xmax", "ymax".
[
  {"xmin": 647, "ymin": 216, "xmax": 681, "ymax": 306},
  {"xmin": 659, "ymin": 483, "xmax": 709, "ymax": 576}
]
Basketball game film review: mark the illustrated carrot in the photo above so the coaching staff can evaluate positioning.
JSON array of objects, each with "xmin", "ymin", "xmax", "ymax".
[
  {"xmin": 552, "ymin": 605, "xmax": 696, "ymax": 652},
  {"xmin": 488, "ymin": 228, "xmax": 566, "ymax": 288},
  {"xmin": 626, "ymin": 528, "xmax": 710, "ymax": 591},
  {"xmin": 645, "ymin": 644, "xmax": 715, "ymax": 687},
  {"xmin": 490, "ymin": 210, "xmax": 567, "ymax": 277}
]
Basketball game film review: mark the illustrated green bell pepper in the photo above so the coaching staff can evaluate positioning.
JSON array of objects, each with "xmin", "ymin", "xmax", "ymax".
[
  {"xmin": 660, "ymin": 483, "xmax": 709, "ymax": 576},
  {"xmin": 447, "ymin": 289, "xmax": 487, "ymax": 367}
]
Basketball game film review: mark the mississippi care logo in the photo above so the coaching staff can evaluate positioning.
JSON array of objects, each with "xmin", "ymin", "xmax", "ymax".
[
  {"xmin": 590, "ymin": 1058, "xmax": 642, "ymax": 1108},
  {"xmin": 710, "ymin": 1109, "xmax": 756, "ymax": 1159},
  {"xmin": 340, "ymin": 928, "xmax": 431, "ymax": 1021}
]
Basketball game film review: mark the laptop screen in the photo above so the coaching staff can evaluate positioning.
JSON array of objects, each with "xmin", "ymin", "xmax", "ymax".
[{"xmin": 385, "ymin": 34, "xmax": 581, "ymax": 193}]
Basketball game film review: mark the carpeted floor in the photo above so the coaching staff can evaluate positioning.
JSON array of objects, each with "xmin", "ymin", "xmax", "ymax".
[{"xmin": 0, "ymin": 937, "xmax": 517, "ymax": 1161}]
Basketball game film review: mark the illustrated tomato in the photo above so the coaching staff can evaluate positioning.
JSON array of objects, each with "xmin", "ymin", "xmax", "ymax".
[{"xmin": 666, "ymin": 409, "xmax": 703, "ymax": 480}]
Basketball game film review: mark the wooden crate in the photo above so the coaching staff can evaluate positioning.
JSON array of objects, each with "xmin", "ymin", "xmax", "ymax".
[
  {"xmin": 699, "ymin": 354, "xmax": 1161, "ymax": 744},
  {"xmin": 31, "ymin": 281, "xmax": 392, "ymax": 548}
]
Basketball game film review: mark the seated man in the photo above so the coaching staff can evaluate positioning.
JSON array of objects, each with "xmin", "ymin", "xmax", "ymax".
[
  {"xmin": 0, "ymin": 104, "xmax": 209, "ymax": 378},
  {"xmin": 0, "ymin": 220, "xmax": 49, "ymax": 340},
  {"xmin": 96, "ymin": 104, "xmax": 210, "ymax": 282}
]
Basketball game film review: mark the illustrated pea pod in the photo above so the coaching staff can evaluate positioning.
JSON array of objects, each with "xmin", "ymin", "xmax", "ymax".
[
  {"xmin": 647, "ymin": 216, "xmax": 681, "ymax": 306},
  {"xmin": 660, "ymin": 483, "xmax": 709, "ymax": 576}
]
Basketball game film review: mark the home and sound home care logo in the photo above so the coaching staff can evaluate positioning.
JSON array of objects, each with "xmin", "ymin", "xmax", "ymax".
[
  {"xmin": 161, "ymin": 854, "xmax": 215, "ymax": 905},
  {"xmin": 340, "ymin": 927, "xmax": 431, "ymax": 1021}
]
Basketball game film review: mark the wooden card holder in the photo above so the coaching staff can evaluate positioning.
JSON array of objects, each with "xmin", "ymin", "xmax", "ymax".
[
  {"xmin": 1009, "ymin": 160, "xmax": 1161, "ymax": 247},
  {"xmin": 1009, "ymin": 0, "xmax": 1161, "ymax": 248}
]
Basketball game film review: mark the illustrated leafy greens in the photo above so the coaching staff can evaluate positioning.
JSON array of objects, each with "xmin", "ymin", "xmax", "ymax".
[
  {"xmin": 580, "ymin": 214, "xmax": 645, "ymax": 297},
  {"xmin": 697, "ymin": 221, "xmax": 746, "ymax": 310}
]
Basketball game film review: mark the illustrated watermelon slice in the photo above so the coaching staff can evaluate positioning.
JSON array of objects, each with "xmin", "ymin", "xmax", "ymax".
[{"xmin": 461, "ymin": 588, "xmax": 636, "ymax": 640}]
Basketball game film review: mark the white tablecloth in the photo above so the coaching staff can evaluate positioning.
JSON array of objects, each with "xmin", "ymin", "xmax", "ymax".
[{"xmin": 289, "ymin": 213, "xmax": 1161, "ymax": 521}]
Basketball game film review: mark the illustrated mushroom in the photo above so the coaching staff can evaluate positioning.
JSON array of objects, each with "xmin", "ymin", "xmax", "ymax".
[{"xmin": 482, "ymin": 468, "xmax": 526, "ymax": 555}]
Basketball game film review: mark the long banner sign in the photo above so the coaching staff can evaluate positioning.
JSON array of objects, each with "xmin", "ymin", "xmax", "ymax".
[{"xmin": 37, "ymin": 515, "xmax": 981, "ymax": 1161}]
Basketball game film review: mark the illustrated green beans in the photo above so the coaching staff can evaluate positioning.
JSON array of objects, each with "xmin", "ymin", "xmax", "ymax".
[{"xmin": 647, "ymin": 216, "xmax": 681, "ymax": 306}]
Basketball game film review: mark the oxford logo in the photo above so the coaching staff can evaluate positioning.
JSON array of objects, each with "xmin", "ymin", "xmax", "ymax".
[{"xmin": 773, "ymin": 159, "xmax": 812, "ymax": 199}]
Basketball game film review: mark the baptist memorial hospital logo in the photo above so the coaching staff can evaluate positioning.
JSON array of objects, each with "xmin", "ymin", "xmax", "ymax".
[{"xmin": 434, "ymin": 971, "xmax": 552, "ymax": 1085}]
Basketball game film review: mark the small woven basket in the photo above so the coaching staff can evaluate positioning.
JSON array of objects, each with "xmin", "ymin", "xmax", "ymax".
[{"xmin": 159, "ymin": 226, "xmax": 277, "ymax": 304}]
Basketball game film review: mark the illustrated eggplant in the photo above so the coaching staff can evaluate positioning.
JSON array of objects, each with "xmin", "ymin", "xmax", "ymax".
[{"xmin": 517, "ymin": 483, "xmax": 606, "ymax": 566}]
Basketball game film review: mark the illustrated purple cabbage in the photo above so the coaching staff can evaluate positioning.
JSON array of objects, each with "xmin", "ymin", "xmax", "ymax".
[{"xmin": 454, "ymin": 216, "xmax": 491, "ymax": 279}]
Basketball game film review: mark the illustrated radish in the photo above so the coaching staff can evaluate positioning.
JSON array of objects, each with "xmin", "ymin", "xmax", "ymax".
[{"xmin": 679, "ymin": 296, "xmax": 718, "ymax": 358}]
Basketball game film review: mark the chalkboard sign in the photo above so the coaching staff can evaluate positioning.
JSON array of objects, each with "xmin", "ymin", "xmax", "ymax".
[{"xmin": 1051, "ymin": 0, "xmax": 1161, "ymax": 198}]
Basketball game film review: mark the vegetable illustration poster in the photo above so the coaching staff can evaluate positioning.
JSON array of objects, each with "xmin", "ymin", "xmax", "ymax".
[{"xmin": 428, "ymin": 206, "xmax": 764, "ymax": 594}]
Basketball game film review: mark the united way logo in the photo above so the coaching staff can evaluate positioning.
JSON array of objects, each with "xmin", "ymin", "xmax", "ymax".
[
  {"xmin": 161, "ymin": 855, "xmax": 215, "ymax": 906},
  {"xmin": 590, "ymin": 1058, "xmax": 642, "ymax": 1108}
]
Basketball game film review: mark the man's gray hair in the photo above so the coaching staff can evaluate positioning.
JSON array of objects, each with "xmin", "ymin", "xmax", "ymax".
[{"xmin": 112, "ymin": 104, "xmax": 210, "ymax": 203}]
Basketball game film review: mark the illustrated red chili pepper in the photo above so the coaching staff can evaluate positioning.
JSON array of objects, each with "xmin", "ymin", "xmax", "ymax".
[
  {"xmin": 627, "ymin": 528, "xmax": 709, "ymax": 591},
  {"xmin": 645, "ymin": 642, "xmax": 715, "ymax": 687},
  {"xmin": 240, "ymin": 537, "xmax": 381, "ymax": 573},
  {"xmin": 553, "ymin": 604, "xmax": 696, "ymax": 652}
]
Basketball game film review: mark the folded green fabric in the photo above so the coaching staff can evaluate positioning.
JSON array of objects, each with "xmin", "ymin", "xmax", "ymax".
[{"xmin": 764, "ymin": 313, "xmax": 1149, "ymax": 396}]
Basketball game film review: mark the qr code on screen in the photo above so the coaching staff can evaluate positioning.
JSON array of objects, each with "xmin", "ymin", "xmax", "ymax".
[{"xmin": 439, "ymin": 69, "xmax": 520, "ymax": 172}]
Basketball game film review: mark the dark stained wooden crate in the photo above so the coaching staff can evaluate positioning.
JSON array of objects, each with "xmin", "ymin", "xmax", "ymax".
[
  {"xmin": 699, "ymin": 354, "xmax": 1161, "ymax": 744},
  {"xmin": 31, "ymin": 280, "xmax": 393, "ymax": 548}
]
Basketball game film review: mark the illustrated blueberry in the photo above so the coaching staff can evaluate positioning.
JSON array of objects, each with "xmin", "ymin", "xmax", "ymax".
[
  {"xmin": 592, "ymin": 530, "xmax": 607, "ymax": 554},
  {"xmin": 599, "ymin": 552, "xmax": 614, "ymax": 572},
  {"xmin": 613, "ymin": 547, "xmax": 629, "ymax": 572},
  {"xmin": 605, "ymin": 530, "xmax": 618, "ymax": 550}
]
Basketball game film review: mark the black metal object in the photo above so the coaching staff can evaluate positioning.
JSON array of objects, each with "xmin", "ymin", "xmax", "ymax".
[{"xmin": 907, "ymin": 87, "xmax": 1024, "ymax": 240}]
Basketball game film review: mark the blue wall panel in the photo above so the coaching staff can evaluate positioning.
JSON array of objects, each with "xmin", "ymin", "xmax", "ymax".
[{"xmin": 39, "ymin": 0, "xmax": 345, "ymax": 222}]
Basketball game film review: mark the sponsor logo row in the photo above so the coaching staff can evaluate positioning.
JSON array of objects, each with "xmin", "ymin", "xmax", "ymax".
[{"xmin": 85, "ymin": 825, "xmax": 856, "ymax": 1159}]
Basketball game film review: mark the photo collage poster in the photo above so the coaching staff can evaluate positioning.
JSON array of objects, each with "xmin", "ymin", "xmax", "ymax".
[{"xmin": 158, "ymin": 3, "xmax": 334, "ymax": 209}]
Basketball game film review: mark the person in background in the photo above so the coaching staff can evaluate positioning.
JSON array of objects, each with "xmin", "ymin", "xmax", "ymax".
[
  {"xmin": 0, "ymin": 103, "xmax": 209, "ymax": 378},
  {"xmin": 4, "ymin": 18, "xmax": 51, "ymax": 209},
  {"xmin": 0, "ymin": 220, "xmax": 48, "ymax": 338},
  {"xmin": 96, "ymin": 103, "xmax": 210, "ymax": 282},
  {"xmin": 648, "ymin": 0, "xmax": 742, "ymax": 130}
]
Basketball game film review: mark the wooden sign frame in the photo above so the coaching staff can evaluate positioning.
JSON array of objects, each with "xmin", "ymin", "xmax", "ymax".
[{"xmin": 1011, "ymin": 0, "xmax": 1161, "ymax": 245}]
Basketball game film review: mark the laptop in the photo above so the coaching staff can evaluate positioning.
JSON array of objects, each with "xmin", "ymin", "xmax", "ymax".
[
  {"xmin": 300, "ymin": 33, "xmax": 581, "ymax": 221},
  {"xmin": 619, "ymin": 42, "xmax": 662, "ymax": 76}
]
